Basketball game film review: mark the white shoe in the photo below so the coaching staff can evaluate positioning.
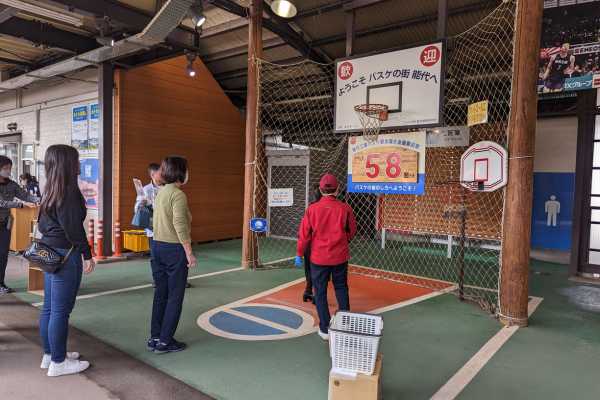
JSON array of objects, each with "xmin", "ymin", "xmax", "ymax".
[
  {"xmin": 41, "ymin": 352, "xmax": 80, "ymax": 369},
  {"xmin": 318, "ymin": 330, "xmax": 329, "ymax": 341},
  {"xmin": 47, "ymin": 358, "xmax": 90, "ymax": 377}
]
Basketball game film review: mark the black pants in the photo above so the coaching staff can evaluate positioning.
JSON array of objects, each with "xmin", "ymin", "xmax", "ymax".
[
  {"xmin": 150, "ymin": 241, "xmax": 189, "ymax": 344},
  {"xmin": 311, "ymin": 262, "xmax": 350, "ymax": 333},
  {"xmin": 303, "ymin": 247, "xmax": 312, "ymax": 294},
  {"xmin": 0, "ymin": 222, "xmax": 11, "ymax": 286}
]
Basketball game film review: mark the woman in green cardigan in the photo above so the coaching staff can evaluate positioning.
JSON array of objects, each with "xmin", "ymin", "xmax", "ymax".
[{"xmin": 147, "ymin": 156, "xmax": 197, "ymax": 354}]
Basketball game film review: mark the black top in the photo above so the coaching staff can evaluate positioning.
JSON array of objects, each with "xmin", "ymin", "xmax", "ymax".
[{"xmin": 39, "ymin": 184, "xmax": 92, "ymax": 260}]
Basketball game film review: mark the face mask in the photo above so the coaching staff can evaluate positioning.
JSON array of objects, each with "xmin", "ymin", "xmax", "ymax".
[{"xmin": 0, "ymin": 170, "xmax": 11, "ymax": 178}]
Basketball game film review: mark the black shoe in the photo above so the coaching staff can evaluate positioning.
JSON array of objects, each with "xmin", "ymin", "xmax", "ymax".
[
  {"xmin": 146, "ymin": 338, "xmax": 159, "ymax": 352},
  {"xmin": 303, "ymin": 292, "xmax": 314, "ymax": 303},
  {"xmin": 154, "ymin": 339, "xmax": 187, "ymax": 354},
  {"xmin": 185, "ymin": 282, "xmax": 192, "ymax": 289},
  {"xmin": 0, "ymin": 285, "xmax": 14, "ymax": 294}
]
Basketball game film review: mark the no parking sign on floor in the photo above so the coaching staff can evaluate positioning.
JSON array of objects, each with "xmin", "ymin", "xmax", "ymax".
[{"xmin": 197, "ymin": 302, "xmax": 315, "ymax": 341}]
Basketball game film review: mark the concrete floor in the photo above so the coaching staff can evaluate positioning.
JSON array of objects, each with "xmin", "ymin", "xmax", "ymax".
[{"xmin": 0, "ymin": 294, "xmax": 213, "ymax": 400}]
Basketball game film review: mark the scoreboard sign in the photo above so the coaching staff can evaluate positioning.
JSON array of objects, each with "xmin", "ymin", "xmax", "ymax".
[{"xmin": 348, "ymin": 131, "xmax": 426, "ymax": 195}]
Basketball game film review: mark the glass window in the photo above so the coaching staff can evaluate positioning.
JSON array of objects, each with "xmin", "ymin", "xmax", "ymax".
[
  {"xmin": 590, "ymin": 251, "xmax": 600, "ymax": 266},
  {"xmin": 590, "ymin": 224, "xmax": 600, "ymax": 249},
  {"xmin": 592, "ymin": 210, "xmax": 600, "ymax": 222},
  {"xmin": 592, "ymin": 170, "xmax": 600, "ymax": 195},
  {"xmin": 591, "ymin": 196, "xmax": 600, "ymax": 207},
  {"xmin": 596, "ymin": 115, "xmax": 600, "ymax": 140}
]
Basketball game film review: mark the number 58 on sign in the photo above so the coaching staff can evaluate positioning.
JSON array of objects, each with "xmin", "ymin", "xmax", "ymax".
[{"xmin": 347, "ymin": 131, "xmax": 426, "ymax": 195}]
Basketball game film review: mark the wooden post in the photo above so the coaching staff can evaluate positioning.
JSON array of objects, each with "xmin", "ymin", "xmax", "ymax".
[
  {"xmin": 241, "ymin": 0, "xmax": 263, "ymax": 269},
  {"xmin": 499, "ymin": 0, "xmax": 543, "ymax": 327}
]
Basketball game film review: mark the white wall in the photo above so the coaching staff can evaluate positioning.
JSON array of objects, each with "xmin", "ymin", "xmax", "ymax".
[{"xmin": 0, "ymin": 68, "xmax": 99, "ymax": 220}]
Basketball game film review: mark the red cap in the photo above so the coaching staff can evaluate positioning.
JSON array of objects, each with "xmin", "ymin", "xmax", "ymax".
[{"xmin": 319, "ymin": 173, "xmax": 338, "ymax": 190}]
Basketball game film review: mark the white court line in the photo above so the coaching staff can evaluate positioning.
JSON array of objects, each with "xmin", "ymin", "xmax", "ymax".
[
  {"xmin": 225, "ymin": 307, "xmax": 296, "ymax": 334},
  {"xmin": 30, "ymin": 256, "xmax": 299, "ymax": 307},
  {"xmin": 430, "ymin": 296, "xmax": 544, "ymax": 400},
  {"xmin": 32, "ymin": 266, "xmax": 244, "ymax": 307}
]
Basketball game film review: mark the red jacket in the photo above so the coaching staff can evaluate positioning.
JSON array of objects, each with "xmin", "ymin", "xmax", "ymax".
[{"xmin": 297, "ymin": 196, "xmax": 357, "ymax": 266}]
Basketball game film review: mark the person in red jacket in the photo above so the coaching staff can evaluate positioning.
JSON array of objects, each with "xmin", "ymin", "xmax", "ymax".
[{"xmin": 295, "ymin": 173, "xmax": 357, "ymax": 340}]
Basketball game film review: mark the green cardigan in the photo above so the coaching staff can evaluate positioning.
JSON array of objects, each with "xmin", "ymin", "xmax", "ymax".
[{"xmin": 152, "ymin": 183, "xmax": 192, "ymax": 244}]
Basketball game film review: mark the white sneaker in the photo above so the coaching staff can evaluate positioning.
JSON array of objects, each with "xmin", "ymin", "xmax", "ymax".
[
  {"xmin": 47, "ymin": 358, "xmax": 90, "ymax": 377},
  {"xmin": 40, "ymin": 352, "xmax": 80, "ymax": 369},
  {"xmin": 318, "ymin": 330, "xmax": 329, "ymax": 341}
]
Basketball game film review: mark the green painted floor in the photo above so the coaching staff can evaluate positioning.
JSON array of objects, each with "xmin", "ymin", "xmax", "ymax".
[{"xmin": 10, "ymin": 240, "xmax": 600, "ymax": 400}]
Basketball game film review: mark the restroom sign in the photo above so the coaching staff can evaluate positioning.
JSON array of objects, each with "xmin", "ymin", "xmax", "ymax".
[{"xmin": 460, "ymin": 141, "xmax": 507, "ymax": 192}]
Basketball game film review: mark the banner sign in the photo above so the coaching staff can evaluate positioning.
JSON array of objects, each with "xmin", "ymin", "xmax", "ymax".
[
  {"xmin": 268, "ymin": 188, "xmax": 294, "ymax": 207},
  {"xmin": 539, "ymin": 1, "xmax": 600, "ymax": 94},
  {"xmin": 348, "ymin": 131, "xmax": 426, "ymax": 195}
]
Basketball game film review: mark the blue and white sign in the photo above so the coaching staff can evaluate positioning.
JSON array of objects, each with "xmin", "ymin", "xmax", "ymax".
[
  {"xmin": 250, "ymin": 218, "xmax": 268, "ymax": 233},
  {"xmin": 347, "ymin": 131, "xmax": 426, "ymax": 195},
  {"xmin": 197, "ymin": 303, "xmax": 315, "ymax": 341},
  {"xmin": 88, "ymin": 103, "xmax": 99, "ymax": 152},
  {"xmin": 72, "ymin": 105, "xmax": 88, "ymax": 150}
]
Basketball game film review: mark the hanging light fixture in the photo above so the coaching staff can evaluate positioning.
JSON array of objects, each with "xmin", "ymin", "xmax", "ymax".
[
  {"xmin": 185, "ymin": 51, "xmax": 197, "ymax": 78},
  {"xmin": 270, "ymin": 0, "xmax": 297, "ymax": 18},
  {"xmin": 187, "ymin": 2, "xmax": 206, "ymax": 29}
]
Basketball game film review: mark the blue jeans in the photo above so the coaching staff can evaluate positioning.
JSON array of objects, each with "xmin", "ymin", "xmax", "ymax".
[
  {"xmin": 150, "ymin": 241, "xmax": 189, "ymax": 344},
  {"xmin": 311, "ymin": 262, "xmax": 350, "ymax": 333},
  {"xmin": 39, "ymin": 249, "xmax": 83, "ymax": 363}
]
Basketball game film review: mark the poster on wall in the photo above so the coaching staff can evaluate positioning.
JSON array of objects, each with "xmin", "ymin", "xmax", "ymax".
[
  {"xmin": 72, "ymin": 103, "xmax": 99, "ymax": 156},
  {"xmin": 268, "ymin": 188, "xmax": 294, "ymax": 207},
  {"xmin": 79, "ymin": 157, "xmax": 99, "ymax": 210},
  {"xmin": 347, "ymin": 131, "xmax": 426, "ymax": 195},
  {"xmin": 539, "ymin": 0, "xmax": 600, "ymax": 94},
  {"xmin": 88, "ymin": 103, "xmax": 99, "ymax": 152},
  {"xmin": 71, "ymin": 106, "xmax": 88, "ymax": 150}
]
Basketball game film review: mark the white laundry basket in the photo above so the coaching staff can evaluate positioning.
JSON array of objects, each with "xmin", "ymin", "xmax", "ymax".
[{"xmin": 328, "ymin": 311, "xmax": 383, "ymax": 375}]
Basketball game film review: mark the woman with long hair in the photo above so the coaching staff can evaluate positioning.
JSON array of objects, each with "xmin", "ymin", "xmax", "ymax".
[
  {"xmin": 38, "ymin": 144, "xmax": 95, "ymax": 377},
  {"xmin": 147, "ymin": 156, "xmax": 196, "ymax": 354}
]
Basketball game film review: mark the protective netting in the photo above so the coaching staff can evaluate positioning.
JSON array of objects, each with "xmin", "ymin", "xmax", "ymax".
[{"xmin": 251, "ymin": 1, "xmax": 516, "ymax": 313}]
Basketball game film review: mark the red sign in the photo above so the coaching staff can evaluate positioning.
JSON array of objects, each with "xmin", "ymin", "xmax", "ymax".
[
  {"xmin": 420, "ymin": 46, "xmax": 441, "ymax": 67},
  {"xmin": 338, "ymin": 61, "xmax": 354, "ymax": 80}
]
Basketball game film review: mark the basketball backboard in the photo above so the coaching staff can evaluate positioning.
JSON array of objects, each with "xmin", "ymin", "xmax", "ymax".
[
  {"xmin": 460, "ymin": 141, "xmax": 508, "ymax": 192},
  {"xmin": 335, "ymin": 41, "xmax": 445, "ymax": 133}
]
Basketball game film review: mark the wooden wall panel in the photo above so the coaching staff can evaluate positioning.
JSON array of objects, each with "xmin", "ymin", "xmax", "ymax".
[{"xmin": 115, "ymin": 56, "xmax": 245, "ymax": 242}]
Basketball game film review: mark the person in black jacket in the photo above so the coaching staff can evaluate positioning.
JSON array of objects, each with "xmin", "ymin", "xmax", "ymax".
[
  {"xmin": 0, "ymin": 156, "xmax": 38, "ymax": 294},
  {"xmin": 38, "ymin": 145, "xmax": 95, "ymax": 377},
  {"xmin": 302, "ymin": 185, "xmax": 322, "ymax": 303}
]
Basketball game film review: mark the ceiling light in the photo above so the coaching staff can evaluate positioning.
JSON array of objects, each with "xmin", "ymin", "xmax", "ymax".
[
  {"xmin": 270, "ymin": 0, "xmax": 297, "ymax": 18},
  {"xmin": 0, "ymin": 0, "xmax": 84, "ymax": 27},
  {"xmin": 96, "ymin": 36, "xmax": 115, "ymax": 47},
  {"xmin": 187, "ymin": 3, "xmax": 206, "ymax": 29},
  {"xmin": 185, "ymin": 51, "xmax": 197, "ymax": 78}
]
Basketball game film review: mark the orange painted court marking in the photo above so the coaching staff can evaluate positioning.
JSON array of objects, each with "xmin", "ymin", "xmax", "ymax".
[{"xmin": 253, "ymin": 272, "xmax": 446, "ymax": 325}]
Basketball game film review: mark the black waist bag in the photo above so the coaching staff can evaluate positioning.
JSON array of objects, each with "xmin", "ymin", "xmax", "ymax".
[{"xmin": 24, "ymin": 241, "xmax": 73, "ymax": 274}]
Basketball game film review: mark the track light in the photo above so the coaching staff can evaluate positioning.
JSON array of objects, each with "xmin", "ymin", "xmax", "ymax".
[
  {"xmin": 187, "ymin": 3, "xmax": 206, "ymax": 29},
  {"xmin": 270, "ymin": 0, "xmax": 297, "ymax": 18},
  {"xmin": 185, "ymin": 51, "xmax": 197, "ymax": 78}
]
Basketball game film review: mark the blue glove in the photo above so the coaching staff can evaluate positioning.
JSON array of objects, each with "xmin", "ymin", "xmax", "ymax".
[{"xmin": 294, "ymin": 256, "xmax": 303, "ymax": 268}]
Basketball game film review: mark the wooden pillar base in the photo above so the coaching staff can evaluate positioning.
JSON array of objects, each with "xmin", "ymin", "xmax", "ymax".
[{"xmin": 499, "ymin": 314, "xmax": 528, "ymax": 328}]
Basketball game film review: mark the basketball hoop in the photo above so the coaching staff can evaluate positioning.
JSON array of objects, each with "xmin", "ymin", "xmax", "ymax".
[{"xmin": 354, "ymin": 104, "xmax": 388, "ymax": 143}]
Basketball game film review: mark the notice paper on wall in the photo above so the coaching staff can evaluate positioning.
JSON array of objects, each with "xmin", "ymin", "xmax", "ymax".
[{"xmin": 268, "ymin": 188, "xmax": 294, "ymax": 207}]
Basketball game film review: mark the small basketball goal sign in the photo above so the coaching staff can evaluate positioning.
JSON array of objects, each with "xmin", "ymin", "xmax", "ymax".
[{"xmin": 460, "ymin": 141, "xmax": 507, "ymax": 192}]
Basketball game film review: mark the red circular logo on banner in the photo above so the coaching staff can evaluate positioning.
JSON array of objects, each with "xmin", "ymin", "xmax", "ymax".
[
  {"xmin": 420, "ymin": 46, "xmax": 441, "ymax": 67},
  {"xmin": 338, "ymin": 62, "xmax": 354, "ymax": 80}
]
